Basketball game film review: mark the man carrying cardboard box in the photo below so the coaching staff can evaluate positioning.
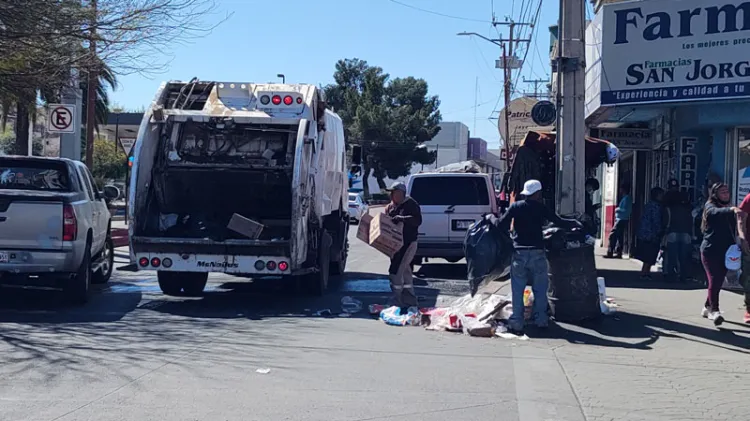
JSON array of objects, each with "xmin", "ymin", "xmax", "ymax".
[{"xmin": 384, "ymin": 182, "xmax": 422, "ymax": 310}]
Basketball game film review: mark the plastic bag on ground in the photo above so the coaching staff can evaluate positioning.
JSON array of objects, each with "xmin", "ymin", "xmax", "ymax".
[
  {"xmin": 341, "ymin": 296, "xmax": 363, "ymax": 314},
  {"xmin": 380, "ymin": 306, "xmax": 420, "ymax": 326},
  {"xmin": 464, "ymin": 217, "xmax": 513, "ymax": 296}
]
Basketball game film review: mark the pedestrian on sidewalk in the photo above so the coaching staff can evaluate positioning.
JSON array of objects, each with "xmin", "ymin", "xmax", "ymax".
[
  {"xmin": 663, "ymin": 185, "xmax": 694, "ymax": 283},
  {"xmin": 605, "ymin": 184, "xmax": 632, "ymax": 259},
  {"xmin": 700, "ymin": 183, "xmax": 744, "ymax": 326},
  {"xmin": 634, "ymin": 187, "xmax": 664, "ymax": 280},
  {"xmin": 733, "ymin": 191, "xmax": 750, "ymax": 324},
  {"xmin": 583, "ymin": 178, "xmax": 601, "ymax": 237},
  {"xmin": 384, "ymin": 182, "xmax": 422, "ymax": 311},
  {"xmin": 493, "ymin": 179, "xmax": 580, "ymax": 335}
]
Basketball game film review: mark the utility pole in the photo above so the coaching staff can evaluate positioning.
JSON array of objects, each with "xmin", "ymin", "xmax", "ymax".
[
  {"xmin": 555, "ymin": 0, "xmax": 586, "ymax": 216},
  {"xmin": 85, "ymin": 0, "xmax": 98, "ymax": 166},
  {"xmin": 522, "ymin": 77, "xmax": 550, "ymax": 99}
]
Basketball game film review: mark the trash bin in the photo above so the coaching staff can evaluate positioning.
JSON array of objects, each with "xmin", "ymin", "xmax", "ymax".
[{"xmin": 547, "ymin": 244, "xmax": 601, "ymax": 323}]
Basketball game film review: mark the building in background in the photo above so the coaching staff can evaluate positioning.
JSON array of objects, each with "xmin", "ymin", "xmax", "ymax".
[{"xmin": 585, "ymin": 0, "xmax": 750, "ymax": 252}]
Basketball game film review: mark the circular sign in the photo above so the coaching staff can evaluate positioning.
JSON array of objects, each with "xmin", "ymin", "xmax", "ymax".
[
  {"xmin": 530, "ymin": 101, "xmax": 556, "ymax": 127},
  {"xmin": 50, "ymin": 106, "xmax": 73, "ymax": 131}
]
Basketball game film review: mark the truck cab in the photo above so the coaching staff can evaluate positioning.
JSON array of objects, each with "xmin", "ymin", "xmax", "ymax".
[{"xmin": 128, "ymin": 80, "xmax": 349, "ymax": 295}]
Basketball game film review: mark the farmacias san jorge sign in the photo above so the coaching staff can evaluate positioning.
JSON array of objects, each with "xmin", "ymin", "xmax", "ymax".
[{"xmin": 600, "ymin": 1, "xmax": 750, "ymax": 105}]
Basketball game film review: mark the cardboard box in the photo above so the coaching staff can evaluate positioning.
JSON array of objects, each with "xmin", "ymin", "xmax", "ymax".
[
  {"xmin": 356, "ymin": 213, "xmax": 373, "ymax": 243},
  {"xmin": 369, "ymin": 213, "xmax": 404, "ymax": 258},
  {"xmin": 227, "ymin": 213, "xmax": 264, "ymax": 239}
]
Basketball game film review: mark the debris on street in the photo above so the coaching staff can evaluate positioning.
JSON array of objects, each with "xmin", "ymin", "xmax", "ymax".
[
  {"xmin": 255, "ymin": 368, "xmax": 271, "ymax": 374},
  {"xmin": 341, "ymin": 296, "xmax": 363, "ymax": 314}
]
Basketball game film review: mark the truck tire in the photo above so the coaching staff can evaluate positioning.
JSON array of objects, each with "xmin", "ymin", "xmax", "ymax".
[
  {"xmin": 157, "ymin": 272, "xmax": 183, "ymax": 296},
  {"xmin": 182, "ymin": 273, "xmax": 209, "ymax": 296},
  {"xmin": 64, "ymin": 245, "xmax": 91, "ymax": 305},
  {"xmin": 92, "ymin": 235, "xmax": 114, "ymax": 284},
  {"xmin": 330, "ymin": 237, "xmax": 348, "ymax": 276},
  {"xmin": 305, "ymin": 230, "xmax": 332, "ymax": 296}
]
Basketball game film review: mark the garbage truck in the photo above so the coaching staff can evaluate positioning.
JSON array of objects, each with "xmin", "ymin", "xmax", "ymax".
[{"xmin": 127, "ymin": 80, "xmax": 350, "ymax": 296}]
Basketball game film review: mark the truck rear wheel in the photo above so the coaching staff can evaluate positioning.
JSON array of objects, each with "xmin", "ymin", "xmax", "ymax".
[
  {"xmin": 157, "ymin": 272, "xmax": 209, "ymax": 296},
  {"xmin": 157, "ymin": 272, "xmax": 183, "ymax": 296},
  {"xmin": 304, "ymin": 230, "xmax": 332, "ymax": 296},
  {"xmin": 330, "ymin": 237, "xmax": 348, "ymax": 276},
  {"xmin": 182, "ymin": 273, "xmax": 209, "ymax": 296}
]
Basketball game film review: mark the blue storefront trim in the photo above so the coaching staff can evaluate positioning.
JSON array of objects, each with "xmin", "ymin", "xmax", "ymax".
[{"xmin": 602, "ymin": 82, "xmax": 750, "ymax": 105}]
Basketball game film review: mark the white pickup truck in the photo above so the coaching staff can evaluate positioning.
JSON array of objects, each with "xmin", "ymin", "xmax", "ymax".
[
  {"xmin": 0, "ymin": 156, "xmax": 116, "ymax": 303},
  {"xmin": 128, "ymin": 80, "xmax": 350, "ymax": 296}
]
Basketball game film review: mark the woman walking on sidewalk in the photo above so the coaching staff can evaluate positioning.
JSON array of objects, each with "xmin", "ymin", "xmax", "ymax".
[
  {"xmin": 634, "ymin": 187, "xmax": 664, "ymax": 280},
  {"xmin": 700, "ymin": 183, "xmax": 744, "ymax": 326}
]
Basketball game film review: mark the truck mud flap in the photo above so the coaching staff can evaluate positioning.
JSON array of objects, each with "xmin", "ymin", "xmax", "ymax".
[{"xmin": 117, "ymin": 263, "xmax": 138, "ymax": 272}]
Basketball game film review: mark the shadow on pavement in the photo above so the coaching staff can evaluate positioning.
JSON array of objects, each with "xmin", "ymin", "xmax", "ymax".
[
  {"xmin": 538, "ymin": 309, "xmax": 750, "ymax": 354},
  {"xmin": 597, "ymin": 268, "xmax": 705, "ymax": 290}
]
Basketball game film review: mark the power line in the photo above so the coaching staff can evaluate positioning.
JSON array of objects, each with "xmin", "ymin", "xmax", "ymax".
[{"xmin": 386, "ymin": 0, "xmax": 490, "ymax": 23}]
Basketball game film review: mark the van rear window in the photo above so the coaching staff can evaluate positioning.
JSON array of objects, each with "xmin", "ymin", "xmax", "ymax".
[
  {"xmin": 0, "ymin": 159, "xmax": 70, "ymax": 191},
  {"xmin": 410, "ymin": 176, "xmax": 490, "ymax": 206}
]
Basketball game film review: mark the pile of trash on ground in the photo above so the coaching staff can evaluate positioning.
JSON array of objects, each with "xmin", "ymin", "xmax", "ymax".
[{"xmin": 363, "ymin": 276, "xmax": 617, "ymax": 340}]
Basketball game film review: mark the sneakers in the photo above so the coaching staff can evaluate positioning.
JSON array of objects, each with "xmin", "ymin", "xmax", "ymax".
[
  {"xmin": 708, "ymin": 311, "xmax": 725, "ymax": 326},
  {"xmin": 744, "ymin": 311, "xmax": 750, "ymax": 324},
  {"xmin": 701, "ymin": 307, "xmax": 710, "ymax": 318}
]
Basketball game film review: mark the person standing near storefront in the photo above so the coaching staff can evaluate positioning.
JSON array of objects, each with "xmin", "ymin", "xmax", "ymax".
[
  {"xmin": 605, "ymin": 184, "xmax": 632, "ymax": 259},
  {"xmin": 664, "ymin": 187, "xmax": 694, "ymax": 283},
  {"xmin": 635, "ymin": 187, "xmax": 664, "ymax": 280},
  {"xmin": 733, "ymin": 191, "xmax": 750, "ymax": 324},
  {"xmin": 700, "ymin": 183, "xmax": 744, "ymax": 326}
]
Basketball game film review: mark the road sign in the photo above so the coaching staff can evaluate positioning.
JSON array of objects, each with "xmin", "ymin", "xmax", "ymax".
[
  {"xmin": 119, "ymin": 137, "xmax": 136, "ymax": 155},
  {"xmin": 531, "ymin": 101, "xmax": 556, "ymax": 126},
  {"xmin": 47, "ymin": 104, "xmax": 75, "ymax": 134},
  {"xmin": 495, "ymin": 57, "xmax": 524, "ymax": 70}
]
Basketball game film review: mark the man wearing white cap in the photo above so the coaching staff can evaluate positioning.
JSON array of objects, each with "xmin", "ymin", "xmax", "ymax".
[
  {"xmin": 384, "ymin": 181, "xmax": 422, "ymax": 310},
  {"xmin": 493, "ymin": 179, "xmax": 580, "ymax": 334}
]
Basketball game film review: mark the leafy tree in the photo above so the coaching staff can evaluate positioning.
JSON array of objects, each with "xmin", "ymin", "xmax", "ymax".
[
  {"xmin": 92, "ymin": 138, "xmax": 127, "ymax": 181},
  {"xmin": 0, "ymin": 128, "xmax": 42, "ymax": 155},
  {"xmin": 324, "ymin": 58, "xmax": 440, "ymax": 197}
]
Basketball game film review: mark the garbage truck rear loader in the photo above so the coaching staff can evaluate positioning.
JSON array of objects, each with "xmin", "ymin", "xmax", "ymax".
[{"xmin": 128, "ymin": 81, "xmax": 349, "ymax": 295}]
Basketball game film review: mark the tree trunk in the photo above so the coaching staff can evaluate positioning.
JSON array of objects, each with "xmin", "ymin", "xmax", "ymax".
[
  {"xmin": 15, "ymin": 102, "xmax": 30, "ymax": 156},
  {"xmin": 376, "ymin": 176, "xmax": 387, "ymax": 191},
  {"xmin": 362, "ymin": 164, "xmax": 371, "ymax": 199}
]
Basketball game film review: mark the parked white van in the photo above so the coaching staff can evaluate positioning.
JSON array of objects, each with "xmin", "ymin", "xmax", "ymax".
[{"xmin": 406, "ymin": 172, "xmax": 497, "ymax": 264}]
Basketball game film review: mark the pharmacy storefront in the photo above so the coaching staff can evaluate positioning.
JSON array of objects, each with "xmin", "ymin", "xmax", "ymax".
[{"xmin": 586, "ymin": 0, "xmax": 750, "ymax": 247}]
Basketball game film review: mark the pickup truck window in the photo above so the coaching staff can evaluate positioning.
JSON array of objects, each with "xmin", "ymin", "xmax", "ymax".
[
  {"xmin": 0, "ymin": 160, "xmax": 70, "ymax": 191},
  {"xmin": 75, "ymin": 165, "xmax": 95, "ymax": 200},
  {"xmin": 82, "ymin": 167, "xmax": 101, "ymax": 199},
  {"xmin": 410, "ymin": 176, "xmax": 490, "ymax": 206}
]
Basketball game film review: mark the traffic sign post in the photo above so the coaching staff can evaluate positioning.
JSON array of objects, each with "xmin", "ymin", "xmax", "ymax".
[{"xmin": 47, "ymin": 104, "xmax": 75, "ymax": 134}]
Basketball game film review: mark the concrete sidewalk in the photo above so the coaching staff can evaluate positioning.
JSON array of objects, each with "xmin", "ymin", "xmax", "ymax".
[{"xmin": 479, "ymin": 249, "xmax": 750, "ymax": 420}]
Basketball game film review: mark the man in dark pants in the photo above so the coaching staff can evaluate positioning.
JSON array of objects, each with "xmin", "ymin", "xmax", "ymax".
[
  {"xmin": 606, "ymin": 184, "xmax": 632, "ymax": 258},
  {"xmin": 384, "ymin": 182, "xmax": 422, "ymax": 311},
  {"xmin": 493, "ymin": 179, "xmax": 580, "ymax": 334}
]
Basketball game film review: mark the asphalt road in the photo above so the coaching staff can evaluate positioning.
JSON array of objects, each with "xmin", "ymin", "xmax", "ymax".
[
  {"xmin": 3, "ymin": 226, "xmax": 750, "ymax": 421},
  {"xmin": 1, "ymin": 227, "xmax": 503, "ymax": 421}
]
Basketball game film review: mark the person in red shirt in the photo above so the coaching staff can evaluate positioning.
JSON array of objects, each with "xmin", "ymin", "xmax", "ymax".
[{"xmin": 735, "ymin": 193, "xmax": 750, "ymax": 323}]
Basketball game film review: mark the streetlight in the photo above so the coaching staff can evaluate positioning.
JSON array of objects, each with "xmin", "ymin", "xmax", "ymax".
[
  {"xmin": 456, "ymin": 32, "xmax": 503, "ymax": 46},
  {"xmin": 277, "ymin": 74, "xmax": 285, "ymax": 84}
]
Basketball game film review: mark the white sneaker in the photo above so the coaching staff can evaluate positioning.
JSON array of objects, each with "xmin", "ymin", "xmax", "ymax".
[
  {"xmin": 708, "ymin": 311, "xmax": 725, "ymax": 326},
  {"xmin": 701, "ymin": 307, "xmax": 710, "ymax": 318}
]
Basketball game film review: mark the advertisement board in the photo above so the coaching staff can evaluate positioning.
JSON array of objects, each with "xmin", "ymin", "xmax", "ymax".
[
  {"xmin": 595, "ymin": 128, "xmax": 653, "ymax": 150},
  {"xmin": 601, "ymin": 0, "xmax": 750, "ymax": 105},
  {"xmin": 497, "ymin": 97, "xmax": 554, "ymax": 147}
]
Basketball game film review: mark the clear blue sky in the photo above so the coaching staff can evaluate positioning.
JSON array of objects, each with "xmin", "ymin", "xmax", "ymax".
[{"xmin": 110, "ymin": 0, "xmax": 558, "ymax": 149}]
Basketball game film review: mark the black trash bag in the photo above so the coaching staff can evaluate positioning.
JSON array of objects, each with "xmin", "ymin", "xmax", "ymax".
[
  {"xmin": 543, "ymin": 227, "xmax": 566, "ymax": 252},
  {"xmin": 464, "ymin": 216, "xmax": 513, "ymax": 297}
]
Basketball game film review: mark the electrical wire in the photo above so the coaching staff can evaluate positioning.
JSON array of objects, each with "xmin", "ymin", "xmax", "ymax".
[{"xmin": 386, "ymin": 0, "xmax": 490, "ymax": 23}]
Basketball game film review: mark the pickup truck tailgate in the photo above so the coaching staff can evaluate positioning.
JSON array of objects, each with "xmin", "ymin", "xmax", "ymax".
[{"xmin": 0, "ymin": 193, "xmax": 64, "ymax": 250}]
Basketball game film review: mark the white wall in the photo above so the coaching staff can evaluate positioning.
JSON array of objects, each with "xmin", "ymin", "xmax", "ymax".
[{"xmin": 585, "ymin": 9, "xmax": 604, "ymax": 119}]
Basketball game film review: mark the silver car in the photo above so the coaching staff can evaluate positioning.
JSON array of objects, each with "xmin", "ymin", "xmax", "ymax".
[
  {"xmin": 0, "ymin": 157, "xmax": 117, "ymax": 303},
  {"xmin": 348, "ymin": 193, "xmax": 368, "ymax": 223}
]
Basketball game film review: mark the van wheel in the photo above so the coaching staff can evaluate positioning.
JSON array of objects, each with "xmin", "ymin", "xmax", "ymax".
[
  {"xmin": 65, "ymin": 245, "xmax": 91, "ymax": 305},
  {"xmin": 157, "ymin": 271, "xmax": 183, "ymax": 296},
  {"xmin": 92, "ymin": 235, "xmax": 114, "ymax": 284}
]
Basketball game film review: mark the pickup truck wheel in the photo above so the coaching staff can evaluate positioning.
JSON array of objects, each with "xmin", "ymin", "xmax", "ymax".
[
  {"xmin": 92, "ymin": 235, "xmax": 114, "ymax": 284},
  {"xmin": 157, "ymin": 272, "xmax": 183, "ymax": 296},
  {"xmin": 182, "ymin": 273, "xmax": 209, "ymax": 296},
  {"xmin": 64, "ymin": 246, "xmax": 91, "ymax": 305}
]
